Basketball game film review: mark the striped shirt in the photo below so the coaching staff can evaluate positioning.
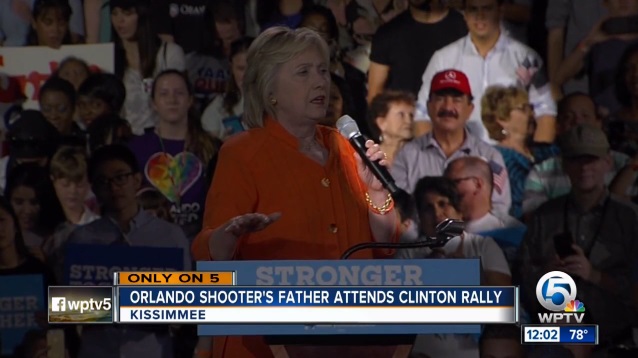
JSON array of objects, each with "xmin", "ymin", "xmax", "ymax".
[
  {"xmin": 522, "ymin": 150, "xmax": 633, "ymax": 214},
  {"xmin": 496, "ymin": 144, "xmax": 560, "ymax": 218}
]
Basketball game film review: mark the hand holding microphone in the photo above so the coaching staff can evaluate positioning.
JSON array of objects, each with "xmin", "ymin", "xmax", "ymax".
[
  {"xmin": 336, "ymin": 115, "xmax": 412, "ymax": 211},
  {"xmin": 353, "ymin": 139, "xmax": 389, "ymax": 192},
  {"xmin": 336, "ymin": 115, "xmax": 401, "ymax": 195}
]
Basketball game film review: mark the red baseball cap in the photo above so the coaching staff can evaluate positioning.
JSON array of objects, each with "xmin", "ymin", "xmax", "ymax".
[{"xmin": 430, "ymin": 69, "xmax": 472, "ymax": 97}]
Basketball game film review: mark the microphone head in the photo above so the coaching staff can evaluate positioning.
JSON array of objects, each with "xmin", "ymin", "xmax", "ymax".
[
  {"xmin": 336, "ymin": 115, "xmax": 360, "ymax": 139},
  {"xmin": 435, "ymin": 218, "xmax": 465, "ymax": 237}
]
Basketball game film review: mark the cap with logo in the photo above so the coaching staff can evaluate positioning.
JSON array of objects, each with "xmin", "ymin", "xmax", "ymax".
[
  {"xmin": 559, "ymin": 124, "xmax": 610, "ymax": 158},
  {"xmin": 430, "ymin": 69, "xmax": 473, "ymax": 97}
]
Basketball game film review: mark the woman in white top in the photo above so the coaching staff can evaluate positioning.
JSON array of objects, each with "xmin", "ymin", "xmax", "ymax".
[
  {"xmin": 200, "ymin": 37, "xmax": 253, "ymax": 140},
  {"xmin": 110, "ymin": 0, "xmax": 185, "ymax": 135}
]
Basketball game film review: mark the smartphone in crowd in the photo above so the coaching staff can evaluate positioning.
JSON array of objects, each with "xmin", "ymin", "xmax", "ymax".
[{"xmin": 553, "ymin": 232, "xmax": 576, "ymax": 259}]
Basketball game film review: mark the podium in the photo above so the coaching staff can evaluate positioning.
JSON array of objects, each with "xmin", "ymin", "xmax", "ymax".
[{"xmin": 195, "ymin": 258, "xmax": 483, "ymax": 357}]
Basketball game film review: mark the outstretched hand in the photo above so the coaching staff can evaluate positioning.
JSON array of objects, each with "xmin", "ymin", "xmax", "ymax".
[
  {"xmin": 354, "ymin": 139, "xmax": 389, "ymax": 192},
  {"xmin": 224, "ymin": 212, "xmax": 282, "ymax": 237}
]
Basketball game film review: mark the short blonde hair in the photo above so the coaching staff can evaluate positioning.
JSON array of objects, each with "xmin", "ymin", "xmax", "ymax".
[
  {"xmin": 481, "ymin": 85, "xmax": 529, "ymax": 141},
  {"xmin": 243, "ymin": 26, "xmax": 330, "ymax": 128},
  {"xmin": 50, "ymin": 146, "xmax": 88, "ymax": 182}
]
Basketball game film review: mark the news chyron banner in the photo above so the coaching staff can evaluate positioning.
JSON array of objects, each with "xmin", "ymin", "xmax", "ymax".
[{"xmin": 47, "ymin": 260, "xmax": 518, "ymax": 330}]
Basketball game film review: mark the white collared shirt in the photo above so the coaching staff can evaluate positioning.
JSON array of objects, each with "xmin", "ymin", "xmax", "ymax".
[{"xmin": 415, "ymin": 32, "xmax": 556, "ymax": 143}]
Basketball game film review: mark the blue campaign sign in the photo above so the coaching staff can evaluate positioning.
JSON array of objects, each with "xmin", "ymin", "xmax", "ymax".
[
  {"xmin": 196, "ymin": 259, "xmax": 482, "ymax": 335},
  {"xmin": 0, "ymin": 274, "xmax": 45, "ymax": 355},
  {"xmin": 64, "ymin": 244, "xmax": 185, "ymax": 285}
]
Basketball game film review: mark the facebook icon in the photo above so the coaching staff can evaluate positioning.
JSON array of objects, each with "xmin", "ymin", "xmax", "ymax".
[{"xmin": 51, "ymin": 297, "xmax": 66, "ymax": 312}]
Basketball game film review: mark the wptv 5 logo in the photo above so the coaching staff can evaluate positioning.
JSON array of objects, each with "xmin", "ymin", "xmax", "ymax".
[
  {"xmin": 536, "ymin": 271, "xmax": 586, "ymax": 324},
  {"xmin": 51, "ymin": 296, "xmax": 112, "ymax": 314}
]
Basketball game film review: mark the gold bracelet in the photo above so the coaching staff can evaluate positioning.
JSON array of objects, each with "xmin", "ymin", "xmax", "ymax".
[{"xmin": 365, "ymin": 192, "xmax": 394, "ymax": 215}]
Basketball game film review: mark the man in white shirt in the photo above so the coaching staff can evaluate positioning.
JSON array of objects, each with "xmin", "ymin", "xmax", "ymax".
[
  {"xmin": 414, "ymin": 0, "xmax": 557, "ymax": 143},
  {"xmin": 444, "ymin": 156, "xmax": 523, "ymax": 233}
]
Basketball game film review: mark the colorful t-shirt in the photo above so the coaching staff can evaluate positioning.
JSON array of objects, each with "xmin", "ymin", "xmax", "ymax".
[{"xmin": 128, "ymin": 131, "xmax": 207, "ymax": 239}]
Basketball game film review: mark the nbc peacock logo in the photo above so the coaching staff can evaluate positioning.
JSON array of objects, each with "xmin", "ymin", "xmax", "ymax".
[{"xmin": 564, "ymin": 300, "xmax": 585, "ymax": 313}]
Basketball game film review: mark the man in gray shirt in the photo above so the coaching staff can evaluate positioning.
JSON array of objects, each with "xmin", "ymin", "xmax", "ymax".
[
  {"xmin": 519, "ymin": 124, "xmax": 638, "ymax": 350},
  {"xmin": 391, "ymin": 69, "xmax": 511, "ymax": 215}
]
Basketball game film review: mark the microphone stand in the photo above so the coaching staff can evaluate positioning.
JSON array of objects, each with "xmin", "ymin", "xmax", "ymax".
[{"xmin": 340, "ymin": 218, "xmax": 466, "ymax": 260}]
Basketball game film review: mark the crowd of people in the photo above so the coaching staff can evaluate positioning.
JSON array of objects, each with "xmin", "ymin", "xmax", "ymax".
[{"xmin": 2, "ymin": 0, "xmax": 638, "ymax": 357}]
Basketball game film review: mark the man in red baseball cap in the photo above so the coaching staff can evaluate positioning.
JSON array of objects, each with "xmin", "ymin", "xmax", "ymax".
[
  {"xmin": 391, "ymin": 68, "xmax": 511, "ymax": 216},
  {"xmin": 429, "ymin": 69, "xmax": 473, "ymax": 98},
  {"xmin": 427, "ymin": 69, "xmax": 475, "ymax": 134}
]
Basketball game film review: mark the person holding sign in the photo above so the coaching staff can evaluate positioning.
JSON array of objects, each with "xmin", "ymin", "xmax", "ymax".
[
  {"xmin": 200, "ymin": 37, "xmax": 253, "ymax": 140},
  {"xmin": 192, "ymin": 26, "xmax": 400, "ymax": 358}
]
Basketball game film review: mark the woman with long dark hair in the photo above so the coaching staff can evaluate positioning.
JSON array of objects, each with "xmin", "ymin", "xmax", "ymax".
[
  {"xmin": 4, "ymin": 164, "xmax": 66, "ymax": 254},
  {"xmin": 201, "ymin": 37, "xmax": 254, "ymax": 140},
  {"xmin": 128, "ymin": 70, "xmax": 221, "ymax": 240},
  {"xmin": 110, "ymin": 0, "xmax": 185, "ymax": 135}
]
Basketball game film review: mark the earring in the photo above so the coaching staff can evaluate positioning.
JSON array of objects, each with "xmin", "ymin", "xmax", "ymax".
[
  {"xmin": 501, "ymin": 129, "xmax": 509, "ymax": 137},
  {"xmin": 270, "ymin": 98, "xmax": 277, "ymax": 106},
  {"xmin": 379, "ymin": 135, "xmax": 384, "ymax": 143}
]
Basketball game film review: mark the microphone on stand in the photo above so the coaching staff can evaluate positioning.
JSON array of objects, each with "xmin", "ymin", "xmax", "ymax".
[{"xmin": 340, "ymin": 218, "xmax": 466, "ymax": 259}]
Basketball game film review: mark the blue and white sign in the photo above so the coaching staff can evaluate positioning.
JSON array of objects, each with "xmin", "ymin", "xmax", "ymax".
[
  {"xmin": 64, "ymin": 244, "xmax": 185, "ymax": 285},
  {"xmin": 0, "ymin": 274, "xmax": 45, "ymax": 355}
]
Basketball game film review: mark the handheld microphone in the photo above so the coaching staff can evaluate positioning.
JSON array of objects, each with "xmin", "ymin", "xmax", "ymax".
[
  {"xmin": 336, "ymin": 115, "xmax": 404, "ymax": 197},
  {"xmin": 340, "ymin": 218, "xmax": 466, "ymax": 259}
]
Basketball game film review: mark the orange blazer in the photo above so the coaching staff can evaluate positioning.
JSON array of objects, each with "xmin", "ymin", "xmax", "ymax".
[{"xmin": 192, "ymin": 117, "xmax": 399, "ymax": 358}]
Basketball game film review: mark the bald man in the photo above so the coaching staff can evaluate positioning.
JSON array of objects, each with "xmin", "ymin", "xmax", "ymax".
[{"xmin": 444, "ymin": 156, "xmax": 522, "ymax": 233}]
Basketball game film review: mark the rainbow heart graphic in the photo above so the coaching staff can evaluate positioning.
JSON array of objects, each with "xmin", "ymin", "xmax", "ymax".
[{"xmin": 145, "ymin": 152, "xmax": 203, "ymax": 203}]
